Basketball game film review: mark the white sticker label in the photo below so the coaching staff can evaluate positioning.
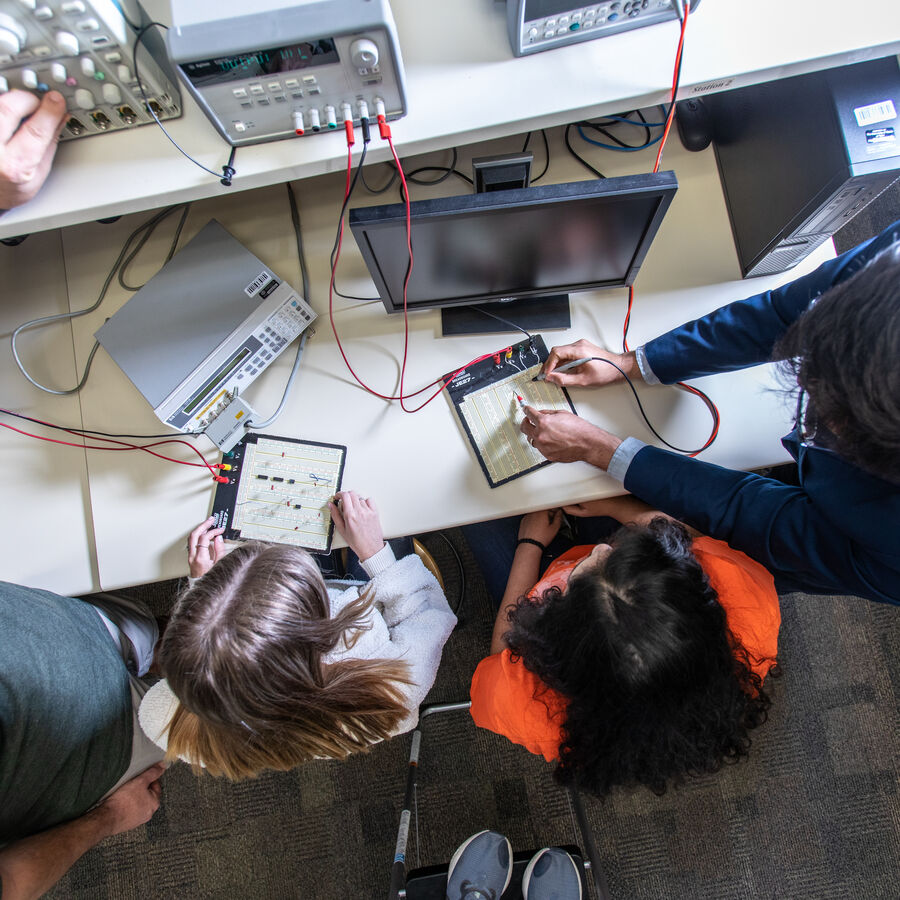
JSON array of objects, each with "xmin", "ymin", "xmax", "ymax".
[
  {"xmin": 244, "ymin": 270, "xmax": 272, "ymax": 297},
  {"xmin": 853, "ymin": 100, "xmax": 896, "ymax": 127}
]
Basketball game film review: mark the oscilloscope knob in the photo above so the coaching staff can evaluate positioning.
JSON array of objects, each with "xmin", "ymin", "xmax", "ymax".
[
  {"xmin": 349, "ymin": 38, "xmax": 379, "ymax": 69},
  {"xmin": 0, "ymin": 15, "xmax": 27, "ymax": 56},
  {"xmin": 55, "ymin": 30, "xmax": 80, "ymax": 56}
]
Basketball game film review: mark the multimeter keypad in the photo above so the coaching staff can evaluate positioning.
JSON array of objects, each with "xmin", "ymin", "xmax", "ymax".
[{"xmin": 523, "ymin": 0, "xmax": 671, "ymax": 47}]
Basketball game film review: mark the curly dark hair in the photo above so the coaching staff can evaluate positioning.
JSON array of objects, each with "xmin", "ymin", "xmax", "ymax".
[
  {"xmin": 774, "ymin": 240, "xmax": 900, "ymax": 484},
  {"xmin": 504, "ymin": 518, "xmax": 772, "ymax": 798}
]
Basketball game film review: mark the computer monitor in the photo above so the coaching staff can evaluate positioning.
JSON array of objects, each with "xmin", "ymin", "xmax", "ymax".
[{"xmin": 348, "ymin": 171, "xmax": 678, "ymax": 335}]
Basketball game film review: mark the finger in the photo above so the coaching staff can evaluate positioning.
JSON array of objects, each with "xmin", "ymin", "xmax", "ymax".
[
  {"xmin": 189, "ymin": 516, "xmax": 217, "ymax": 549},
  {"xmin": 328, "ymin": 500, "xmax": 345, "ymax": 530},
  {"xmin": 364, "ymin": 495, "xmax": 378, "ymax": 512},
  {"xmin": 561, "ymin": 504, "xmax": 587, "ymax": 517},
  {"xmin": 149, "ymin": 780, "xmax": 163, "ymax": 799},
  {"xmin": 139, "ymin": 763, "xmax": 167, "ymax": 785},
  {"xmin": 4, "ymin": 91, "xmax": 67, "ymax": 165},
  {"xmin": 210, "ymin": 535, "xmax": 226, "ymax": 564},
  {"xmin": 0, "ymin": 90, "xmax": 41, "ymax": 145}
]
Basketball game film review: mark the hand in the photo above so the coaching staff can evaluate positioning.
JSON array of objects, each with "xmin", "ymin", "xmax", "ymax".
[
  {"xmin": 328, "ymin": 490, "xmax": 385, "ymax": 562},
  {"xmin": 540, "ymin": 339, "xmax": 639, "ymax": 388},
  {"xmin": 519, "ymin": 509, "xmax": 563, "ymax": 547},
  {"xmin": 562, "ymin": 499, "xmax": 626, "ymax": 519},
  {"xmin": 520, "ymin": 406, "xmax": 622, "ymax": 469},
  {"xmin": 95, "ymin": 763, "xmax": 166, "ymax": 838},
  {"xmin": 0, "ymin": 90, "xmax": 68, "ymax": 210},
  {"xmin": 563, "ymin": 496, "xmax": 654, "ymax": 524},
  {"xmin": 187, "ymin": 516, "xmax": 226, "ymax": 578}
]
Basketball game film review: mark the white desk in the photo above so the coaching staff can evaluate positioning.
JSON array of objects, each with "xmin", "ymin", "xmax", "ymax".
[
  {"xmin": 4, "ymin": 125, "xmax": 831, "ymax": 592},
  {"xmin": 0, "ymin": 0, "xmax": 898, "ymax": 240}
]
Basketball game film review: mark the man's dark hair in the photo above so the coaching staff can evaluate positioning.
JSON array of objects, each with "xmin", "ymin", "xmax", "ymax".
[
  {"xmin": 504, "ymin": 518, "xmax": 771, "ymax": 798},
  {"xmin": 775, "ymin": 240, "xmax": 900, "ymax": 483}
]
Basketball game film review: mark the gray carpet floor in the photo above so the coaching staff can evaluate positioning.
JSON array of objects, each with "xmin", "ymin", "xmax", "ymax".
[
  {"xmin": 50, "ymin": 527, "xmax": 900, "ymax": 900},
  {"xmin": 46, "ymin": 181, "xmax": 899, "ymax": 900}
]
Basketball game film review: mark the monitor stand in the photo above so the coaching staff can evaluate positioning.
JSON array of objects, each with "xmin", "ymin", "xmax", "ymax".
[{"xmin": 440, "ymin": 294, "xmax": 571, "ymax": 336}]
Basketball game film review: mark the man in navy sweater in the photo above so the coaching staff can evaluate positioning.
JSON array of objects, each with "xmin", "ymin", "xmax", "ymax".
[{"xmin": 521, "ymin": 219, "xmax": 900, "ymax": 605}]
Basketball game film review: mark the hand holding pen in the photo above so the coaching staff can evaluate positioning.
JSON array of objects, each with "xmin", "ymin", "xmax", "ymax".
[{"xmin": 534, "ymin": 339, "xmax": 642, "ymax": 388}]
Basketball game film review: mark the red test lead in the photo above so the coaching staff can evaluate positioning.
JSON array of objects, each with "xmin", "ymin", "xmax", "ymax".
[
  {"xmin": 375, "ymin": 97, "xmax": 390, "ymax": 139},
  {"xmin": 341, "ymin": 102, "xmax": 355, "ymax": 146}
]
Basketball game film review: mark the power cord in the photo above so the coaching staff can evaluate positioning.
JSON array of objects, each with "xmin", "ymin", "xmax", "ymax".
[
  {"xmin": 11, "ymin": 203, "xmax": 190, "ymax": 395},
  {"xmin": 244, "ymin": 182, "xmax": 314, "ymax": 432}
]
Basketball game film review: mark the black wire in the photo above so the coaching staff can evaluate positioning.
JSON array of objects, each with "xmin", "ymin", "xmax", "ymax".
[
  {"xmin": 360, "ymin": 148, "xmax": 473, "ymax": 198},
  {"xmin": 564, "ymin": 124, "xmax": 606, "ymax": 179},
  {"xmin": 470, "ymin": 306, "xmax": 533, "ymax": 339},
  {"xmin": 329, "ymin": 141, "xmax": 370, "ymax": 277},
  {"xmin": 583, "ymin": 357, "xmax": 718, "ymax": 455},
  {"xmin": 360, "ymin": 163, "xmax": 398, "ymax": 195},
  {"xmin": 522, "ymin": 129, "xmax": 550, "ymax": 182},
  {"xmin": 133, "ymin": 23, "xmax": 236, "ymax": 183},
  {"xmin": 0, "ymin": 406, "xmax": 202, "ymax": 440}
]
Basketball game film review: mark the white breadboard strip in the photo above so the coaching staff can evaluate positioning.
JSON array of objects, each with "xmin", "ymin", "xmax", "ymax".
[
  {"xmin": 459, "ymin": 362, "xmax": 570, "ymax": 485},
  {"xmin": 231, "ymin": 437, "xmax": 344, "ymax": 551}
]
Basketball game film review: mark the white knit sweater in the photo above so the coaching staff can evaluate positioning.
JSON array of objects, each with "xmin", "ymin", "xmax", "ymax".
[{"xmin": 138, "ymin": 544, "xmax": 456, "ymax": 756}]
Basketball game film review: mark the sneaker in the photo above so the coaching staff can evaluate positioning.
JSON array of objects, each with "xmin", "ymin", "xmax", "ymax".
[
  {"xmin": 446, "ymin": 830, "xmax": 513, "ymax": 900},
  {"xmin": 522, "ymin": 848, "xmax": 582, "ymax": 900}
]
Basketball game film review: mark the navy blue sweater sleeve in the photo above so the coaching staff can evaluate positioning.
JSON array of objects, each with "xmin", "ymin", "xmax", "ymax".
[
  {"xmin": 623, "ymin": 446, "xmax": 898, "ymax": 604},
  {"xmin": 644, "ymin": 220, "xmax": 900, "ymax": 384}
]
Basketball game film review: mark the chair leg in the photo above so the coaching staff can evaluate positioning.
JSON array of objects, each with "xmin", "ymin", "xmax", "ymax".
[{"xmin": 569, "ymin": 786, "xmax": 612, "ymax": 900}]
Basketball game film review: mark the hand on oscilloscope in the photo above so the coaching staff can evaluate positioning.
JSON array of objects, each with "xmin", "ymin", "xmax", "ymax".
[
  {"xmin": 329, "ymin": 490, "xmax": 386, "ymax": 563},
  {"xmin": 0, "ymin": 90, "xmax": 68, "ymax": 211},
  {"xmin": 186, "ymin": 516, "xmax": 227, "ymax": 578}
]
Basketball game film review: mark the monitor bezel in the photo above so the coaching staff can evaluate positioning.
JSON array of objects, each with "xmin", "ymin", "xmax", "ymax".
[{"xmin": 348, "ymin": 171, "xmax": 678, "ymax": 315}]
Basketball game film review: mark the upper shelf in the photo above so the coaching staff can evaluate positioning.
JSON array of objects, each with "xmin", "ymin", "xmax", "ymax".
[{"xmin": 1, "ymin": 0, "xmax": 898, "ymax": 240}]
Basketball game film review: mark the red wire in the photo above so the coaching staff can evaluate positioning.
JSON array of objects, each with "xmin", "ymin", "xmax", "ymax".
[
  {"xmin": 622, "ymin": 284, "xmax": 634, "ymax": 353},
  {"xmin": 1, "ymin": 420, "xmax": 220, "ymax": 474},
  {"xmin": 653, "ymin": 0, "xmax": 690, "ymax": 174},
  {"xmin": 676, "ymin": 381, "xmax": 721, "ymax": 456},
  {"xmin": 327, "ymin": 136, "xmax": 510, "ymax": 412}
]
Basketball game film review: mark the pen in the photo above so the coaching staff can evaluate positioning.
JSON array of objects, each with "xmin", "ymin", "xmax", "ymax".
[
  {"xmin": 514, "ymin": 392, "xmax": 528, "ymax": 414},
  {"xmin": 532, "ymin": 356, "xmax": 594, "ymax": 381}
]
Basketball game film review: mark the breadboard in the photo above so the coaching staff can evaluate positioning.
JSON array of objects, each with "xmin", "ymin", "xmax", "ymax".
[
  {"xmin": 444, "ymin": 336, "xmax": 575, "ymax": 488},
  {"xmin": 211, "ymin": 433, "xmax": 346, "ymax": 553}
]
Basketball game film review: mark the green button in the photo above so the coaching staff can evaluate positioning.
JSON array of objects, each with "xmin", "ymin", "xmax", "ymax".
[
  {"xmin": 570, "ymin": 22, "xmax": 580, "ymax": 30},
  {"xmin": 94, "ymin": 71, "xmax": 105, "ymax": 80}
]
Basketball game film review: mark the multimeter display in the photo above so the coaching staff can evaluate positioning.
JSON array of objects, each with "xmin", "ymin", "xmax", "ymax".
[{"xmin": 182, "ymin": 40, "xmax": 340, "ymax": 87}]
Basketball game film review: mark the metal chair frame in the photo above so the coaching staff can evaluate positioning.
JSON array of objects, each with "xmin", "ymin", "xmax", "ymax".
[{"xmin": 388, "ymin": 701, "xmax": 611, "ymax": 900}]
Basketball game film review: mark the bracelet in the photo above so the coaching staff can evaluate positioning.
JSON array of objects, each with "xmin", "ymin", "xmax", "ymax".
[{"xmin": 517, "ymin": 537, "xmax": 547, "ymax": 552}]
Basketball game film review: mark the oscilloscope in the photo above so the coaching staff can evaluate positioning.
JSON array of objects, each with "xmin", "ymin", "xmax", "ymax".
[{"xmin": 0, "ymin": 0, "xmax": 180, "ymax": 140}]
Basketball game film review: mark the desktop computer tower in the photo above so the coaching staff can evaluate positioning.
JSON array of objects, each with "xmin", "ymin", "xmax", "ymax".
[{"xmin": 704, "ymin": 57, "xmax": 900, "ymax": 277}]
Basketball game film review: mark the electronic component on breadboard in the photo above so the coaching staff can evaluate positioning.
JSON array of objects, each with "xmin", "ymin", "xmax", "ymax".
[
  {"xmin": 443, "ymin": 335, "xmax": 576, "ymax": 488},
  {"xmin": 211, "ymin": 433, "xmax": 347, "ymax": 554}
]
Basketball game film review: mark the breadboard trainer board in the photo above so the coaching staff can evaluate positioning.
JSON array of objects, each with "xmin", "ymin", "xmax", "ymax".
[
  {"xmin": 211, "ymin": 434, "xmax": 346, "ymax": 553},
  {"xmin": 444, "ymin": 336, "xmax": 575, "ymax": 488}
]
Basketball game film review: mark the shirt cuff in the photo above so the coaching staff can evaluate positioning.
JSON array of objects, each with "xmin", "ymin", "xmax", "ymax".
[
  {"xmin": 607, "ymin": 436, "xmax": 648, "ymax": 483},
  {"xmin": 635, "ymin": 345, "xmax": 661, "ymax": 385},
  {"xmin": 360, "ymin": 542, "xmax": 397, "ymax": 578}
]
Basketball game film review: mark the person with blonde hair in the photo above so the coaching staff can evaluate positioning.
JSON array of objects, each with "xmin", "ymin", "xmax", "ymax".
[{"xmin": 138, "ymin": 490, "xmax": 456, "ymax": 778}]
